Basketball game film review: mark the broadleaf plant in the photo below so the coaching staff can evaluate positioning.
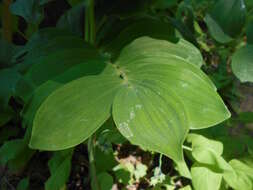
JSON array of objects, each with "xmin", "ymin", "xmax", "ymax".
[
  {"xmin": 29, "ymin": 37, "xmax": 230, "ymax": 178},
  {"xmin": 2, "ymin": 0, "xmax": 253, "ymax": 189}
]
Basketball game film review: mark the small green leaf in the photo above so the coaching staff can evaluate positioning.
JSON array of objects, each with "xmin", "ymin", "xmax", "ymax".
[
  {"xmin": 204, "ymin": 14, "xmax": 234, "ymax": 44},
  {"xmin": 191, "ymin": 163, "xmax": 222, "ymax": 190},
  {"xmin": 0, "ymin": 139, "xmax": 24, "ymax": 165},
  {"xmin": 97, "ymin": 172, "xmax": 114, "ymax": 190},
  {"xmin": 45, "ymin": 149, "xmax": 73, "ymax": 190},
  {"xmin": 232, "ymin": 45, "xmax": 253, "ymax": 82},
  {"xmin": 187, "ymin": 133, "xmax": 223, "ymax": 156}
]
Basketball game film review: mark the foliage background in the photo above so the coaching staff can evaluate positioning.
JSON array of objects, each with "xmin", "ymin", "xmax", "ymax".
[{"xmin": 0, "ymin": 0, "xmax": 253, "ymax": 190}]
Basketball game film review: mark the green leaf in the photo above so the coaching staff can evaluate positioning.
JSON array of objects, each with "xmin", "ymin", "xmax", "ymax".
[
  {"xmin": 209, "ymin": 0, "xmax": 246, "ymax": 38},
  {"xmin": 30, "ymin": 37, "xmax": 229, "ymax": 179},
  {"xmin": 0, "ymin": 139, "xmax": 25, "ymax": 165},
  {"xmin": 45, "ymin": 149, "xmax": 73, "ymax": 190},
  {"xmin": 22, "ymin": 61, "xmax": 106, "ymax": 129},
  {"xmin": 0, "ymin": 136, "xmax": 34, "ymax": 171},
  {"xmin": 100, "ymin": 17, "xmax": 176, "ymax": 58},
  {"xmin": 10, "ymin": 0, "xmax": 43, "ymax": 24},
  {"xmin": 115, "ymin": 37, "xmax": 230, "ymax": 129},
  {"xmin": 191, "ymin": 163, "xmax": 222, "ymax": 190},
  {"xmin": 187, "ymin": 134, "xmax": 233, "ymax": 173},
  {"xmin": 113, "ymin": 84, "xmax": 190, "ymax": 177},
  {"xmin": 17, "ymin": 178, "xmax": 29, "ymax": 190},
  {"xmin": 223, "ymin": 159, "xmax": 253, "ymax": 190},
  {"xmin": 204, "ymin": 14, "xmax": 234, "ymax": 44},
  {"xmin": 187, "ymin": 133, "xmax": 224, "ymax": 156},
  {"xmin": 24, "ymin": 48, "xmax": 101, "ymax": 86},
  {"xmin": 97, "ymin": 172, "xmax": 114, "ymax": 190},
  {"xmin": 232, "ymin": 45, "xmax": 253, "ymax": 82},
  {"xmin": 57, "ymin": 3, "xmax": 84, "ymax": 37},
  {"xmin": 13, "ymin": 29, "xmax": 83, "ymax": 73},
  {"xmin": 187, "ymin": 134, "xmax": 253, "ymax": 190},
  {"xmin": 30, "ymin": 64, "xmax": 122, "ymax": 150}
]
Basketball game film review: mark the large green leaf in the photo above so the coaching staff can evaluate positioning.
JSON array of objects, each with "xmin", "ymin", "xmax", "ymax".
[
  {"xmin": 22, "ymin": 61, "xmax": 106, "ymax": 129},
  {"xmin": 112, "ymin": 83, "xmax": 190, "ymax": 177},
  {"xmin": 116, "ymin": 37, "xmax": 230, "ymax": 129},
  {"xmin": 30, "ymin": 37, "xmax": 230, "ymax": 178},
  {"xmin": 231, "ymin": 45, "xmax": 253, "ymax": 82},
  {"xmin": 30, "ymin": 64, "xmax": 122, "ymax": 150}
]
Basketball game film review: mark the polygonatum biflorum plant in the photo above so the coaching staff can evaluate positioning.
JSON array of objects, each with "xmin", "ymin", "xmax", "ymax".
[{"xmin": 29, "ymin": 36, "xmax": 231, "ymax": 177}]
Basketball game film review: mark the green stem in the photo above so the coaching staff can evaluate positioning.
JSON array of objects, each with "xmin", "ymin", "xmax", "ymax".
[
  {"xmin": 182, "ymin": 145, "xmax": 192, "ymax": 152},
  {"xmin": 85, "ymin": 1, "xmax": 89, "ymax": 41},
  {"xmin": 88, "ymin": 136, "xmax": 100, "ymax": 190},
  {"xmin": 85, "ymin": 0, "xmax": 95, "ymax": 44},
  {"xmin": 158, "ymin": 154, "xmax": 163, "ymax": 169},
  {"xmin": 85, "ymin": 0, "xmax": 99, "ymax": 189},
  {"xmin": 89, "ymin": 0, "xmax": 95, "ymax": 44}
]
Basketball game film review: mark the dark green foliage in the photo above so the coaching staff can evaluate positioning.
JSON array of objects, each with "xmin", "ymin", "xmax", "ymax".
[{"xmin": 0, "ymin": 0, "xmax": 253, "ymax": 189}]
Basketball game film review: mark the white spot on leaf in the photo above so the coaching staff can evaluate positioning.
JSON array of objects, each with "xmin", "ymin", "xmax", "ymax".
[
  {"xmin": 135, "ymin": 104, "xmax": 142, "ymax": 109},
  {"xmin": 118, "ymin": 122, "xmax": 133, "ymax": 138},
  {"xmin": 130, "ymin": 110, "xmax": 135, "ymax": 120}
]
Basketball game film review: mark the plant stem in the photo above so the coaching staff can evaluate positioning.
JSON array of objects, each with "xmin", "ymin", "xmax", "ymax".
[
  {"xmin": 182, "ymin": 145, "xmax": 192, "ymax": 152},
  {"xmin": 88, "ymin": 136, "xmax": 100, "ymax": 190},
  {"xmin": 85, "ymin": 1, "xmax": 89, "ymax": 41},
  {"xmin": 85, "ymin": 0, "xmax": 95, "ymax": 44},
  {"xmin": 88, "ymin": 0, "xmax": 95, "ymax": 44},
  {"xmin": 85, "ymin": 0, "xmax": 99, "ymax": 189},
  {"xmin": 2, "ymin": 0, "xmax": 12, "ymax": 42}
]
